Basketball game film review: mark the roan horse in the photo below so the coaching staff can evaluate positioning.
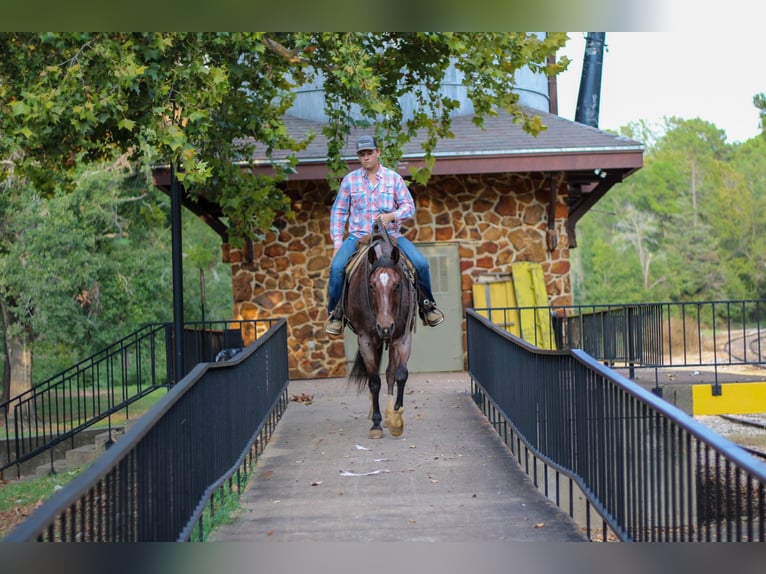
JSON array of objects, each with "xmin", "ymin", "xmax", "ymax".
[{"xmin": 344, "ymin": 221, "xmax": 417, "ymax": 439}]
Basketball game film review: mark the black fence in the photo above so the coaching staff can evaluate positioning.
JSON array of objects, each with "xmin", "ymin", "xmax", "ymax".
[
  {"xmin": 466, "ymin": 309, "xmax": 766, "ymax": 541},
  {"xmin": 475, "ymin": 299, "xmax": 766, "ymax": 386},
  {"xmin": 1, "ymin": 319, "xmax": 279, "ymax": 478},
  {"xmin": 3, "ymin": 319, "xmax": 289, "ymax": 542}
]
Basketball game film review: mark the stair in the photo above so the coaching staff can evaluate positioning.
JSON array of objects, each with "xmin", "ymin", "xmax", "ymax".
[{"xmin": 33, "ymin": 426, "xmax": 127, "ymax": 479}]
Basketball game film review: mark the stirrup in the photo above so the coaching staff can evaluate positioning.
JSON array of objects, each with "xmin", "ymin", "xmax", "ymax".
[
  {"xmin": 421, "ymin": 300, "xmax": 445, "ymax": 327},
  {"xmin": 325, "ymin": 310, "xmax": 344, "ymax": 335}
]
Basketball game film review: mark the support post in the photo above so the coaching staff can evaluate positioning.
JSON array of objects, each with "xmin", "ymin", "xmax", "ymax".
[{"xmin": 171, "ymin": 162, "xmax": 184, "ymax": 384}]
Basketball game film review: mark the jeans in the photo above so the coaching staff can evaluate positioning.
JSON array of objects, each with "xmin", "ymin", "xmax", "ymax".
[{"xmin": 327, "ymin": 235, "xmax": 436, "ymax": 314}]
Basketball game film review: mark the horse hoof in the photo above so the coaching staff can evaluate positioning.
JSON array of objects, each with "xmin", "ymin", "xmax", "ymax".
[
  {"xmin": 388, "ymin": 408, "xmax": 404, "ymax": 437},
  {"xmin": 369, "ymin": 428, "xmax": 384, "ymax": 440}
]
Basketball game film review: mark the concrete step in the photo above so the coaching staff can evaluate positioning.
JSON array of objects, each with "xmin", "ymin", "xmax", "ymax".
[
  {"xmin": 28, "ymin": 426, "xmax": 126, "ymax": 481},
  {"xmin": 94, "ymin": 429, "xmax": 122, "ymax": 450},
  {"xmin": 34, "ymin": 458, "xmax": 69, "ymax": 479},
  {"xmin": 65, "ymin": 444, "xmax": 99, "ymax": 467}
]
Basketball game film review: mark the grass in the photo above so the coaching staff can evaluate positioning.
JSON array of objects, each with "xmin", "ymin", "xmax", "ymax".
[
  {"xmin": 190, "ymin": 468, "xmax": 257, "ymax": 542},
  {"xmin": 0, "ymin": 467, "xmax": 85, "ymax": 538},
  {"xmin": 0, "ymin": 468, "xmax": 84, "ymax": 513},
  {"xmin": 1, "ymin": 387, "xmax": 262, "ymax": 541},
  {"xmin": 0, "ymin": 387, "xmax": 167, "ymax": 539},
  {"xmin": 91, "ymin": 387, "xmax": 168, "ymax": 428}
]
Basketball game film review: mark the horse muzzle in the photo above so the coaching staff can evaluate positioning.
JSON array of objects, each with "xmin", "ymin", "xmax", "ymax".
[{"xmin": 376, "ymin": 322, "xmax": 394, "ymax": 341}]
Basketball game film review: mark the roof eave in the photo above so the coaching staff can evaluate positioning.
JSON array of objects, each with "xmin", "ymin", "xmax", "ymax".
[{"xmin": 237, "ymin": 147, "xmax": 644, "ymax": 181}]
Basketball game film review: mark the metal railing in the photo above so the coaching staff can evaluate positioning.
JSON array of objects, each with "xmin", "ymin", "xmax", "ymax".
[
  {"xmin": 1, "ymin": 319, "xmax": 279, "ymax": 478},
  {"xmin": 3, "ymin": 319, "xmax": 289, "ymax": 542},
  {"xmin": 475, "ymin": 300, "xmax": 766, "ymax": 388},
  {"xmin": 466, "ymin": 309, "xmax": 766, "ymax": 541}
]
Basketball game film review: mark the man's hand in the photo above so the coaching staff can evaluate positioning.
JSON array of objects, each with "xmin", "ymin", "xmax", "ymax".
[{"xmin": 378, "ymin": 213, "xmax": 396, "ymax": 226}]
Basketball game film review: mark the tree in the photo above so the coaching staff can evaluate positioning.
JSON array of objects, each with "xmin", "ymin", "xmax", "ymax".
[
  {"xmin": 1, "ymin": 158, "xmax": 235, "ymax": 398},
  {"xmin": 574, "ymin": 118, "xmax": 741, "ymax": 304},
  {"xmin": 0, "ymin": 32, "xmax": 569, "ymax": 247},
  {"xmin": 755, "ymin": 93, "xmax": 766, "ymax": 135},
  {"xmin": 0, "ymin": 32, "xmax": 568, "ymax": 402}
]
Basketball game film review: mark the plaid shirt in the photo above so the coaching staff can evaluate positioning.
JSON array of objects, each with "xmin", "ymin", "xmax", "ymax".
[{"xmin": 329, "ymin": 164, "xmax": 414, "ymax": 249}]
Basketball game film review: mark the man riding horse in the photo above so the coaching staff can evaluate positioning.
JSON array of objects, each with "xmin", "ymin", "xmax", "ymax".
[{"xmin": 325, "ymin": 134, "xmax": 445, "ymax": 335}]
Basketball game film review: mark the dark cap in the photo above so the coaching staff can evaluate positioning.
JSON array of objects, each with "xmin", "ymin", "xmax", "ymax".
[{"xmin": 355, "ymin": 135, "xmax": 378, "ymax": 152}]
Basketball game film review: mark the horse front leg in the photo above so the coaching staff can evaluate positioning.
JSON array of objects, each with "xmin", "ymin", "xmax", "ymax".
[
  {"xmin": 385, "ymin": 339, "xmax": 411, "ymax": 437},
  {"xmin": 356, "ymin": 336, "xmax": 384, "ymax": 439},
  {"xmin": 367, "ymin": 373, "xmax": 384, "ymax": 439}
]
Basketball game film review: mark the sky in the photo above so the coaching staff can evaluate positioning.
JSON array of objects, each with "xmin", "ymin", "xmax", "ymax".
[{"xmin": 555, "ymin": 31, "xmax": 764, "ymax": 144}]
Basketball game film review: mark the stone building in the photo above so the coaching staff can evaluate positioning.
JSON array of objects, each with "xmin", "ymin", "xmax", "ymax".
[
  {"xmin": 153, "ymin": 45, "xmax": 643, "ymax": 380},
  {"xmin": 155, "ymin": 107, "xmax": 642, "ymax": 380}
]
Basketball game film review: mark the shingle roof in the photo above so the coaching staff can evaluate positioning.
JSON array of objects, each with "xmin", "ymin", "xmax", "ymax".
[
  {"xmin": 247, "ymin": 105, "xmax": 643, "ymax": 184},
  {"xmin": 260, "ymin": 105, "xmax": 642, "ymax": 165}
]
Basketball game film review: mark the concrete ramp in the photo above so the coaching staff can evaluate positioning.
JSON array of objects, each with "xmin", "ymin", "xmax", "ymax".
[{"xmin": 209, "ymin": 372, "xmax": 584, "ymax": 542}]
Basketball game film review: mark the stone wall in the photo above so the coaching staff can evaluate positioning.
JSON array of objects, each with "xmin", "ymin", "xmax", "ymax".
[{"xmin": 226, "ymin": 172, "xmax": 573, "ymax": 380}]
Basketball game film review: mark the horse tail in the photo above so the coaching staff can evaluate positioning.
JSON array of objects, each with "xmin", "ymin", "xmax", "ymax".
[
  {"xmin": 349, "ymin": 346, "xmax": 383, "ymax": 392},
  {"xmin": 349, "ymin": 351, "xmax": 368, "ymax": 391}
]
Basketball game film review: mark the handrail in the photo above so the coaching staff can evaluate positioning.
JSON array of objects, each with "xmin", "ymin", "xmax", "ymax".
[
  {"xmin": 475, "ymin": 299, "xmax": 766, "ymax": 388},
  {"xmin": 467, "ymin": 308, "xmax": 766, "ymax": 542},
  {"xmin": 1, "ymin": 319, "xmax": 278, "ymax": 478},
  {"xmin": 3, "ymin": 319, "xmax": 290, "ymax": 542}
]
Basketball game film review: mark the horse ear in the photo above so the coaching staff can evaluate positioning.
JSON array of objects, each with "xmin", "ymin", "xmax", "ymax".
[
  {"xmin": 368, "ymin": 247, "xmax": 377, "ymax": 264},
  {"xmin": 391, "ymin": 246, "xmax": 400, "ymax": 264}
]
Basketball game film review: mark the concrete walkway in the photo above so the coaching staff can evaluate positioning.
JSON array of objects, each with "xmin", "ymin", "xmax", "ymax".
[{"xmin": 209, "ymin": 371, "xmax": 586, "ymax": 542}]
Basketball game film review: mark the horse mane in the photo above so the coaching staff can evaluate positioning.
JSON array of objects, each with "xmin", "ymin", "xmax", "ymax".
[{"xmin": 368, "ymin": 221, "xmax": 399, "ymax": 269}]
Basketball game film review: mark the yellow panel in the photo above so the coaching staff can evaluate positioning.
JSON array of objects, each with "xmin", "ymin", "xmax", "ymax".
[
  {"xmin": 511, "ymin": 262, "xmax": 537, "ymax": 343},
  {"xmin": 472, "ymin": 283, "xmax": 490, "ymax": 319},
  {"xmin": 692, "ymin": 382, "xmax": 766, "ymax": 415},
  {"xmin": 471, "ymin": 280, "xmax": 520, "ymax": 336},
  {"xmin": 503, "ymin": 281, "xmax": 521, "ymax": 337},
  {"xmin": 512, "ymin": 262, "xmax": 555, "ymax": 349},
  {"xmin": 529, "ymin": 262, "xmax": 555, "ymax": 350}
]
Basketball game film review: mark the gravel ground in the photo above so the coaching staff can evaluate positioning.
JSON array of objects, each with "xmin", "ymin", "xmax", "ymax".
[{"xmin": 695, "ymin": 413, "xmax": 766, "ymax": 451}]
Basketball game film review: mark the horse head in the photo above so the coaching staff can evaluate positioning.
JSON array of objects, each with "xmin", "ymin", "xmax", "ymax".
[{"xmin": 367, "ymin": 240, "xmax": 402, "ymax": 343}]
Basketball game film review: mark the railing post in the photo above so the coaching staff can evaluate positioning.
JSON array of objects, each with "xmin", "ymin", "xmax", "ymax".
[{"xmin": 627, "ymin": 306, "xmax": 636, "ymax": 381}]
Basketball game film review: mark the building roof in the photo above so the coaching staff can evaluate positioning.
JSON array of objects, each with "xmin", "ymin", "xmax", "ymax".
[
  {"xmin": 248, "ymin": 105, "xmax": 643, "ymax": 182},
  {"xmin": 154, "ymin": 105, "xmax": 643, "ymax": 245}
]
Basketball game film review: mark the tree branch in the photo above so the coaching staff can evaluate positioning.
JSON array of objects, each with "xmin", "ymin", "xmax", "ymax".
[{"xmin": 261, "ymin": 36, "xmax": 307, "ymax": 64}]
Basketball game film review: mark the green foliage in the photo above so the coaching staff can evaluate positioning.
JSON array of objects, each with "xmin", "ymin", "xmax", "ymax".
[
  {"xmin": 0, "ymin": 32, "xmax": 565, "ymax": 394},
  {"xmin": 0, "ymin": 32, "xmax": 568, "ymax": 247},
  {"xmin": 0, "ymin": 161, "xmax": 232, "ymax": 382},
  {"xmin": 574, "ymin": 117, "xmax": 766, "ymax": 305},
  {"xmin": 755, "ymin": 93, "xmax": 766, "ymax": 135}
]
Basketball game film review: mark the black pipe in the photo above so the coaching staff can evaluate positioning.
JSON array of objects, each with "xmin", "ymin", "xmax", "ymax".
[
  {"xmin": 171, "ymin": 162, "xmax": 184, "ymax": 383},
  {"xmin": 575, "ymin": 32, "xmax": 606, "ymax": 128}
]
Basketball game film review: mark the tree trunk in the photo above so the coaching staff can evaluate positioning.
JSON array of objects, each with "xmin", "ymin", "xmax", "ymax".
[
  {"xmin": 1, "ymin": 300, "xmax": 10, "ymax": 409},
  {"xmin": 8, "ymin": 332, "xmax": 32, "ymax": 401},
  {"xmin": 1, "ymin": 331, "xmax": 9, "ymax": 409},
  {"xmin": 1, "ymin": 299, "xmax": 34, "ymax": 424}
]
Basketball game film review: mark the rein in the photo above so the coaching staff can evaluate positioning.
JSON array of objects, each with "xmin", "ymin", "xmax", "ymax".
[{"xmin": 355, "ymin": 220, "xmax": 414, "ymax": 349}]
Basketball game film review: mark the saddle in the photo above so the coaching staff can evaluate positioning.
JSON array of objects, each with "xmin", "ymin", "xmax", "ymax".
[{"xmin": 337, "ymin": 233, "xmax": 418, "ymax": 333}]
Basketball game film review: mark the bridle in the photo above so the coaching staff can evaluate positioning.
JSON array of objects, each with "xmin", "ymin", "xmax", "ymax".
[{"xmin": 364, "ymin": 221, "xmax": 407, "ymax": 348}]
